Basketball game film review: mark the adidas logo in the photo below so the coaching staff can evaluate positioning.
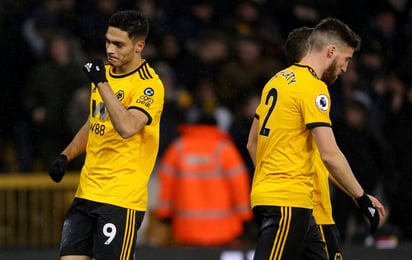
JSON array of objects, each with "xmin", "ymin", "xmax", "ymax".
[
  {"xmin": 368, "ymin": 207, "xmax": 376, "ymax": 217},
  {"xmin": 84, "ymin": 63, "xmax": 92, "ymax": 72}
]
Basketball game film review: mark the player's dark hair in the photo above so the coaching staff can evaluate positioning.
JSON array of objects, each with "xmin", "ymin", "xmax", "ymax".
[
  {"xmin": 310, "ymin": 17, "xmax": 361, "ymax": 51},
  {"xmin": 284, "ymin": 26, "xmax": 313, "ymax": 65},
  {"xmin": 108, "ymin": 10, "xmax": 149, "ymax": 40}
]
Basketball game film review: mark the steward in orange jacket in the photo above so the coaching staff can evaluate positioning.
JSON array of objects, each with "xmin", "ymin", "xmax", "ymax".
[{"xmin": 156, "ymin": 121, "xmax": 253, "ymax": 246}]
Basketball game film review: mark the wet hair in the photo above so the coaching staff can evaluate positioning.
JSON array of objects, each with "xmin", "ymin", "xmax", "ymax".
[
  {"xmin": 284, "ymin": 26, "xmax": 313, "ymax": 65},
  {"xmin": 309, "ymin": 17, "xmax": 361, "ymax": 52},
  {"xmin": 108, "ymin": 10, "xmax": 149, "ymax": 40}
]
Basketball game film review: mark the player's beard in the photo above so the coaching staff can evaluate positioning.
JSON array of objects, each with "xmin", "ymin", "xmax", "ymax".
[{"xmin": 322, "ymin": 58, "xmax": 339, "ymax": 86}]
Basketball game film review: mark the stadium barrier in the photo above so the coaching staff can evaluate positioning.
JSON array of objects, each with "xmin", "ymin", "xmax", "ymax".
[
  {"xmin": 0, "ymin": 172, "xmax": 79, "ymax": 247},
  {"xmin": 0, "ymin": 173, "xmax": 410, "ymax": 259}
]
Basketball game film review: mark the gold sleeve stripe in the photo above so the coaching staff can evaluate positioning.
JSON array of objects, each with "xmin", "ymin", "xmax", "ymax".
[
  {"xmin": 120, "ymin": 209, "xmax": 137, "ymax": 260},
  {"xmin": 270, "ymin": 207, "xmax": 292, "ymax": 260}
]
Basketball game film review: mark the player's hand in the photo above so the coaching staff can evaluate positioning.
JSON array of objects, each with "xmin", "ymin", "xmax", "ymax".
[
  {"xmin": 48, "ymin": 154, "xmax": 68, "ymax": 183},
  {"xmin": 368, "ymin": 194, "xmax": 386, "ymax": 227},
  {"xmin": 355, "ymin": 193, "xmax": 380, "ymax": 233},
  {"xmin": 83, "ymin": 58, "xmax": 107, "ymax": 86}
]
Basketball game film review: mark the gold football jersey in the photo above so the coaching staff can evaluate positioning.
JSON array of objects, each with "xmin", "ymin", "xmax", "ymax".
[
  {"xmin": 251, "ymin": 64, "xmax": 331, "ymax": 209},
  {"xmin": 76, "ymin": 61, "xmax": 164, "ymax": 211},
  {"xmin": 312, "ymin": 143, "xmax": 335, "ymax": 224}
]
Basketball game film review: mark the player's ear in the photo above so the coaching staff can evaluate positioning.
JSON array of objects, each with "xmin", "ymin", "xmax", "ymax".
[
  {"xmin": 135, "ymin": 40, "xmax": 145, "ymax": 53},
  {"xmin": 326, "ymin": 45, "xmax": 336, "ymax": 58}
]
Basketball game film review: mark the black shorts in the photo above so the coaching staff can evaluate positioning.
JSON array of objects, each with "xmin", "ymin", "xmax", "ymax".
[
  {"xmin": 60, "ymin": 198, "xmax": 145, "ymax": 260},
  {"xmin": 253, "ymin": 206, "xmax": 327, "ymax": 260},
  {"xmin": 318, "ymin": 224, "xmax": 343, "ymax": 260}
]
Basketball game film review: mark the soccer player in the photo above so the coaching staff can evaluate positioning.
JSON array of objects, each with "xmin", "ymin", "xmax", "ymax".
[
  {"xmin": 247, "ymin": 18, "xmax": 385, "ymax": 259},
  {"xmin": 285, "ymin": 26, "xmax": 343, "ymax": 259},
  {"xmin": 48, "ymin": 10, "xmax": 164, "ymax": 260},
  {"xmin": 285, "ymin": 26, "xmax": 385, "ymax": 259}
]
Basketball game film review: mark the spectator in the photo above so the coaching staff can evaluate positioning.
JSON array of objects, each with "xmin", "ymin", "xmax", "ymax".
[
  {"xmin": 382, "ymin": 72, "xmax": 412, "ymax": 240},
  {"xmin": 228, "ymin": 92, "xmax": 260, "ymax": 179},
  {"xmin": 133, "ymin": 0, "xmax": 171, "ymax": 44},
  {"xmin": 360, "ymin": 4, "xmax": 405, "ymax": 70},
  {"xmin": 21, "ymin": 0, "xmax": 74, "ymax": 61},
  {"xmin": 218, "ymin": 34, "xmax": 280, "ymax": 113},
  {"xmin": 186, "ymin": 77, "xmax": 233, "ymax": 132},
  {"xmin": 156, "ymin": 32, "xmax": 193, "ymax": 88},
  {"xmin": 0, "ymin": 1, "xmax": 36, "ymax": 172},
  {"xmin": 18, "ymin": 30, "xmax": 88, "ymax": 171},
  {"xmin": 333, "ymin": 92, "xmax": 390, "ymax": 243},
  {"xmin": 179, "ymin": 30, "xmax": 230, "ymax": 91},
  {"xmin": 222, "ymin": 0, "xmax": 283, "ymax": 57},
  {"xmin": 76, "ymin": 0, "xmax": 118, "ymax": 57},
  {"xmin": 154, "ymin": 62, "xmax": 187, "ymax": 158},
  {"xmin": 174, "ymin": 0, "xmax": 219, "ymax": 49},
  {"xmin": 156, "ymin": 112, "xmax": 253, "ymax": 246}
]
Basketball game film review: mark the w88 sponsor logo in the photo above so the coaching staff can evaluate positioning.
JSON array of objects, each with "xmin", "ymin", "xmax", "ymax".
[{"xmin": 90, "ymin": 122, "xmax": 106, "ymax": 136}]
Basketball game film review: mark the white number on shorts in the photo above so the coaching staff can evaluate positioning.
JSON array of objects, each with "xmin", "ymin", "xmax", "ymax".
[{"xmin": 103, "ymin": 223, "xmax": 117, "ymax": 245}]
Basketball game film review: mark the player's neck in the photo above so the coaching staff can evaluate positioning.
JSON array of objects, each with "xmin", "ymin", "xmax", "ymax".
[
  {"xmin": 114, "ymin": 57, "xmax": 144, "ymax": 74},
  {"xmin": 300, "ymin": 53, "xmax": 327, "ymax": 80}
]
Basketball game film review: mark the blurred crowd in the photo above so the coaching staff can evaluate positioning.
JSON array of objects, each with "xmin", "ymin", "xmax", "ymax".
[{"xmin": 1, "ymin": 0, "xmax": 412, "ymax": 247}]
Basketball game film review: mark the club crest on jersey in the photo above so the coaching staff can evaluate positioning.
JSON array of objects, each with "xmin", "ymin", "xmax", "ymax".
[
  {"xmin": 115, "ymin": 90, "xmax": 124, "ymax": 101},
  {"xmin": 315, "ymin": 94, "xmax": 329, "ymax": 111}
]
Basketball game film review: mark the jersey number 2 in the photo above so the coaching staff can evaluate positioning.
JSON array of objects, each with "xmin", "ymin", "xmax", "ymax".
[{"xmin": 259, "ymin": 88, "xmax": 278, "ymax": 137}]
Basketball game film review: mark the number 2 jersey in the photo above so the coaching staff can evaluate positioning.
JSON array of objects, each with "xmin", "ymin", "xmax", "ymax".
[
  {"xmin": 75, "ymin": 61, "xmax": 164, "ymax": 211},
  {"xmin": 251, "ymin": 63, "xmax": 331, "ymax": 209}
]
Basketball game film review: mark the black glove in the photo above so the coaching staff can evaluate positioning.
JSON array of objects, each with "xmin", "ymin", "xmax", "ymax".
[
  {"xmin": 82, "ymin": 58, "xmax": 107, "ymax": 86},
  {"xmin": 356, "ymin": 193, "xmax": 380, "ymax": 233},
  {"xmin": 48, "ymin": 154, "xmax": 68, "ymax": 183}
]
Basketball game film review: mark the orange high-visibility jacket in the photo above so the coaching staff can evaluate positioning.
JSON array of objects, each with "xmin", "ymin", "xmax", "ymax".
[{"xmin": 156, "ymin": 124, "xmax": 253, "ymax": 246}]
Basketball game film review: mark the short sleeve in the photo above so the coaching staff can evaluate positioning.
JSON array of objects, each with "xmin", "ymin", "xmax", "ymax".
[
  {"xmin": 128, "ymin": 78, "xmax": 165, "ymax": 125},
  {"xmin": 300, "ymin": 80, "xmax": 331, "ymax": 128}
]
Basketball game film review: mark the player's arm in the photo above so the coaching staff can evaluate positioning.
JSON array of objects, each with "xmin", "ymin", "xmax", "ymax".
[
  {"xmin": 246, "ymin": 117, "xmax": 259, "ymax": 166},
  {"xmin": 61, "ymin": 119, "xmax": 89, "ymax": 161},
  {"xmin": 328, "ymin": 168, "xmax": 386, "ymax": 224},
  {"xmin": 83, "ymin": 58, "xmax": 148, "ymax": 139},
  {"xmin": 312, "ymin": 126, "xmax": 364, "ymax": 197},
  {"xmin": 312, "ymin": 125, "xmax": 385, "ymax": 232},
  {"xmin": 96, "ymin": 81, "xmax": 148, "ymax": 138},
  {"xmin": 48, "ymin": 119, "xmax": 89, "ymax": 183}
]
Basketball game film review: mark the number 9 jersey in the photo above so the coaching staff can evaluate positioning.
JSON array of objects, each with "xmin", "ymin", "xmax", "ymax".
[
  {"xmin": 251, "ymin": 63, "xmax": 331, "ymax": 209},
  {"xmin": 76, "ymin": 61, "xmax": 164, "ymax": 212}
]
